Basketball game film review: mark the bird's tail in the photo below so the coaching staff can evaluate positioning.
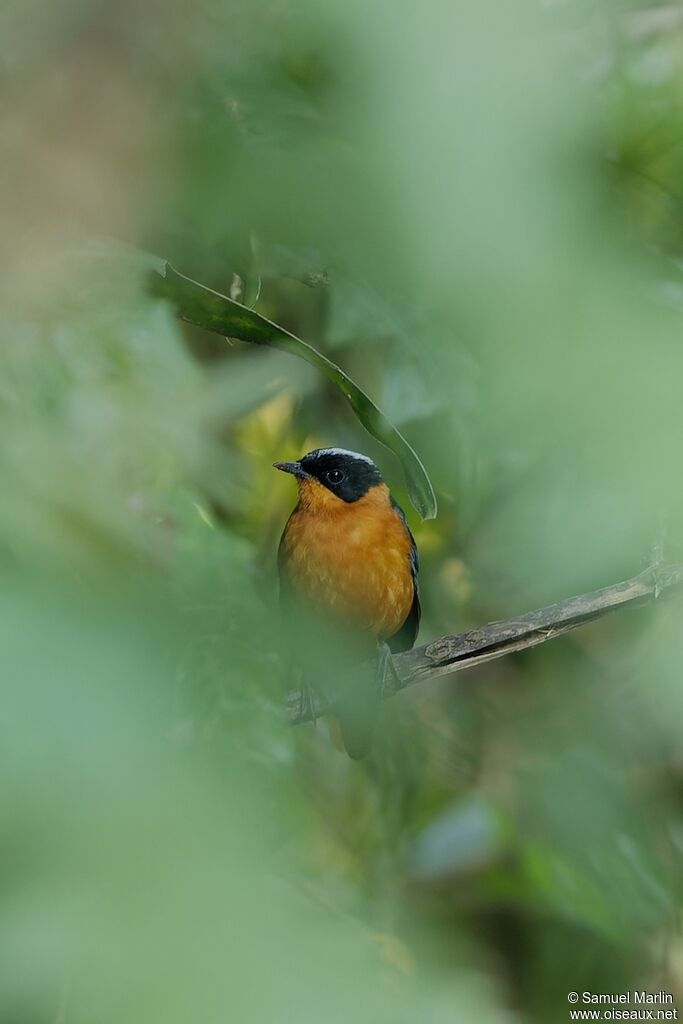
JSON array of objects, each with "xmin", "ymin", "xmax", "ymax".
[{"xmin": 329, "ymin": 683, "xmax": 379, "ymax": 760}]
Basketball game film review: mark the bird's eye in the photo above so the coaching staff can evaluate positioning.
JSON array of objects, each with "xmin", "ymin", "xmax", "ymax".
[{"xmin": 326, "ymin": 469, "xmax": 345, "ymax": 485}]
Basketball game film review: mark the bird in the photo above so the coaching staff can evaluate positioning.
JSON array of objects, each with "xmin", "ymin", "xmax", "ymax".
[{"xmin": 274, "ymin": 447, "xmax": 420, "ymax": 758}]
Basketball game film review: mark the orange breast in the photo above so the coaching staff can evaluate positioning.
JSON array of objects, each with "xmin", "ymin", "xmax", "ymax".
[{"xmin": 280, "ymin": 482, "xmax": 415, "ymax": 639}]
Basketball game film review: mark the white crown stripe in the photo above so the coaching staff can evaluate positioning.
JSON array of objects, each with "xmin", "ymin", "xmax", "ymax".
[{"xmin": 308, "ymin": 448, "xmax": 375, "ymax": 466}]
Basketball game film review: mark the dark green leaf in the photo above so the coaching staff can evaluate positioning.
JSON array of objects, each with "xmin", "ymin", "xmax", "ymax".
[{"xmin": 150, "ymin": 260, "xmax": 437, "ymax": 519}]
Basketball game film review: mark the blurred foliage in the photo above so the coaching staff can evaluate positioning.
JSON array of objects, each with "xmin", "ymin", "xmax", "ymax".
[{"xmin": 1, "ymin": 1, "xmax": 683, "ymax": 1022}]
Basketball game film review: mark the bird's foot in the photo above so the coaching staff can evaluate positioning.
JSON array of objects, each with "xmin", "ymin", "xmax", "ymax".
[
  {"xmin": 646, "ymin": 520, "xmax": 670, "ymax": 600},
  {"xmin": 376, "ymin": 640, "xmax": 402, "ymax": 698},
  {"xmin": 299, "ymin": 682, "xmax": 319, "ymax": 726}
]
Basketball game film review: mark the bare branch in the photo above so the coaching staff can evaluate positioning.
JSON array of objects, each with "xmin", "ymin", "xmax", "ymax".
[{"xmin": 285, "ymin": 561, "xmax": 683, "ymax": 724}]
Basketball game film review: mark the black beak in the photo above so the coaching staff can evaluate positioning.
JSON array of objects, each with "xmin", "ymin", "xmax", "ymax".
[{"xmin": 273, "ymin": 460, "xmax": 311, "ymax": 479}]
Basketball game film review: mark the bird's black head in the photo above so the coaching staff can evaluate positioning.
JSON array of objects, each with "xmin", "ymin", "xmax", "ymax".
[{"xmin": 274, "ymin": 448, "xmax": 383, "ymax": 503}]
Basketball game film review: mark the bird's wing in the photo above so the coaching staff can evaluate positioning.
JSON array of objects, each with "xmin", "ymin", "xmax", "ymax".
[{"xmin": 388, "ymin": 498, "xmax": 421, "ymax": 653}]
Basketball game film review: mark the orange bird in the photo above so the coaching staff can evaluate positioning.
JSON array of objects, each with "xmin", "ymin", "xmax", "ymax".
[{"xmin": 275, "ymin": 448, "xmax": 420, "ymax": 758}]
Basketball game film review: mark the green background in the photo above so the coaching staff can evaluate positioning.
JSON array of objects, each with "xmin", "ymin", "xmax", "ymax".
[{"xmin": 0, "ymin": 1, "xmax": 682, "ymax": 1021}]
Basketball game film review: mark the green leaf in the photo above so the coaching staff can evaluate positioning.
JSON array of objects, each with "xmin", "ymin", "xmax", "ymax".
[{"xmin": 150, "ymin": 260, "xmax": 437, "ymax": 519}]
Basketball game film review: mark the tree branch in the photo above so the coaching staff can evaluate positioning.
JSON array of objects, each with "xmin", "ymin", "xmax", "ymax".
[{"xmin": 285, "ymin": 560, "xmax": 683, "ymax": 724}]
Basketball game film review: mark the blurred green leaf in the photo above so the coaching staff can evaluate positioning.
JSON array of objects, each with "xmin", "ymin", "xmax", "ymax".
[{"xmin": 150, "ymin": 260, "xmax": 437, "ymax": 520}]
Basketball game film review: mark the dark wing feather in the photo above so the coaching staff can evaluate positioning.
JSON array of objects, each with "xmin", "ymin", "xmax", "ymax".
[{"xmin": 387, "ymin": 498, "xmax": 421, "ymax": 653}]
